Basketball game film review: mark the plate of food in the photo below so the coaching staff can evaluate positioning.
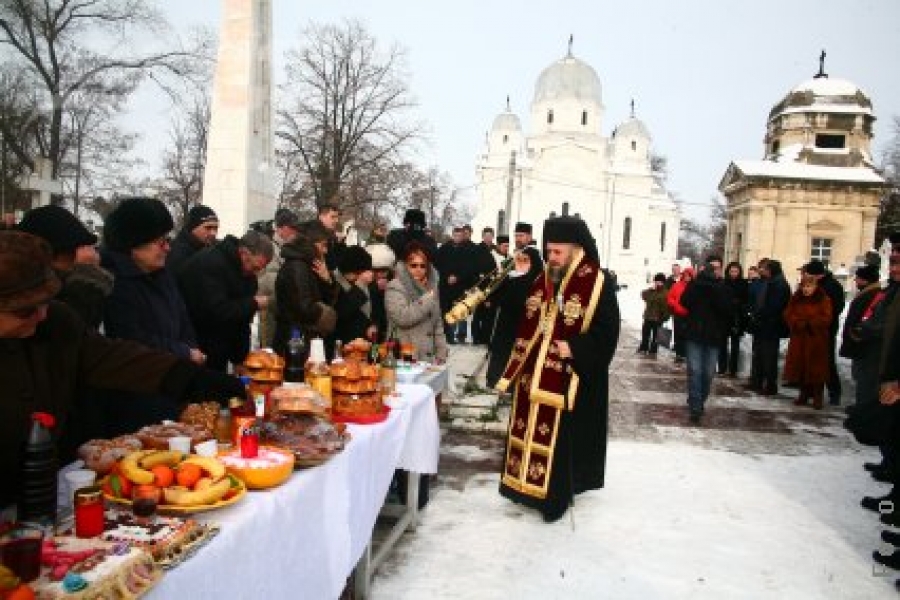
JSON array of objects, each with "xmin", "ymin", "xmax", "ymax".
[
  {"xmin": 261, "ymin": 413, "xmax": 350, "ymax": 468},
  {"xmin": 100, "ymin": 450, "xmax": 246, "ymax": 514}
]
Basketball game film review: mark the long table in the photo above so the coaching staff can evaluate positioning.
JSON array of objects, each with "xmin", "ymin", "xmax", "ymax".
[{"xmin": 148, "ymin": 383, "xmax": 440, "ymax": 599}]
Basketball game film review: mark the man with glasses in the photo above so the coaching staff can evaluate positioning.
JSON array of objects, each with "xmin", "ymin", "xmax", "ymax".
[
  {"xmin": 99, "ymin": 197, "xmax": 206, "ymax": 436},
  {"xmin": 178, "ymin": 231, "xmax": 274, "ymax": 372},
  {"xmin": 0, "ymin": 231, "xmax": 246, "ymax": 512}
]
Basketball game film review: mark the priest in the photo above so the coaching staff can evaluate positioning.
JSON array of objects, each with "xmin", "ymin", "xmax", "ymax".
[{"xmin": 496, "ymin": 215, "xmax": 620, "ymax": 522}]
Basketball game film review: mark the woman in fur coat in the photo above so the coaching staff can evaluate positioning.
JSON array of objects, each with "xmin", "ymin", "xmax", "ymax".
[{"xmin": 783, "ymin": 274, "xmax": 833, "ymax": 409}]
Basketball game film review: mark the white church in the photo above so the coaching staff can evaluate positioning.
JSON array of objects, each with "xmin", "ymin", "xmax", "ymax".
[{"xmin": 472, "ymin": 45, "xmax": 680, "ymax": 289}]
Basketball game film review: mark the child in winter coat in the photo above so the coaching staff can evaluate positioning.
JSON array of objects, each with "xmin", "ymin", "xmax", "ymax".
[
  {"xmin": 783, "ymin": 274, "xmax": 833, "ymax": 409},
  {"xmin": 639, "ymin": 273, "xmax": 670, "ymax": 355}
]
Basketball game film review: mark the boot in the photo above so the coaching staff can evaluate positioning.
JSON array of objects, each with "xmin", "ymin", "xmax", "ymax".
[
  {"xmin": 873, "ymin": 549, "xmax": 900, "ymax": 570},
  {"xmin": 812, "ymin": 388, "xmax": 824, "ymax": 410},
  {"xmin": 882, "ymin": 530, "xmax": 900, "ymax": 546},
  {"xmin": 793, "ymin": 389, "xmax": 809, "ymax": 406}
]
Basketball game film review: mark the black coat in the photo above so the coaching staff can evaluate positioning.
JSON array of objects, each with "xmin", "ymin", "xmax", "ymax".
[
  {"xmin": 681, "ymin": 274, "xmax": 732, "ymax": 345},
  {"xmin": 333, "ymin": 275, "xmax": 373, "ymax": 344},
  {"xmin": 723, "ymin": 276, "xmax": 749, "ymax": 335},
  {"xmin": 839, "ymin": 284, "xmax": 883, "ymax": 360},
  {"xmin": 177, "ymin": 236, "xmax": 259, "ymax": 371},
  {"xmin": 166, "ymin": 228, "xmax": 206, "ymax": 275},
  {"xmin": 485, "ymin": 248, "xmax": 544, "ymax": 387},
  {"xmin": 368, "ymin": 282, "xmax": 387, "ymax": 341},
  {"xmin": 819, "ymin": 272, "xmax": 846, "ymax": 334},
  {"xmin": 435, "ymin": 240, "xmax": 478, "ymax": 307},
  {"xmin": 99, "ymin": 249, "xmax": 197, "ymax": 436},
  {"xmin": 754, "ymin": 275, "xmax": 792, "ymax": 339},
  {"xmin": 273, "ymin": 236, "xmax": 339, "ymax": 353},
  {"xmin": 55, "ymin": 264, "xmax": 113, "ymax": 330}
]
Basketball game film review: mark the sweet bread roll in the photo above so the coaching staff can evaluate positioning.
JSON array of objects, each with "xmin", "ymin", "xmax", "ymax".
[
  {"xmin": 78, "ymin": 435, "xmax": 143, "ymax": 475},
  {"xmin": 329, "ymin": 363, "xmax": 349, "ymax": 378},
  {"xmin": 332, "ymin": 379, "xmax": 377, "ymax": 394},
  {"xmin": 360, "ymin": 364, "xmax": 379, "ymax": 380},
  {"xmin": 244, "ymin": 349, "xmax": 285, "ymax": 370}
]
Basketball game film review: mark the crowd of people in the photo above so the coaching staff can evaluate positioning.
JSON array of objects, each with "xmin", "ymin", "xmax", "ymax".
[{"xmin": 0, "ymin": 199, "xmax": 556, "ymax": 502}]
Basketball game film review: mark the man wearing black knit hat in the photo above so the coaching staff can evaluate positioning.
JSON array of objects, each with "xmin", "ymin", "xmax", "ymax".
[
  {"xmin": 496, "ymin": 215, "xmax": 619, "ymax": 523},
  {"xmin": 333, "ymin": 245, "xmax": 377, "ymax": 344},
  {"xmin": 513, "ymin": 222, "xmax": 534, "ymax": 250},
  {"xmin": 167, "ymin": 205, "xmax": 219, "ymax": 274}
]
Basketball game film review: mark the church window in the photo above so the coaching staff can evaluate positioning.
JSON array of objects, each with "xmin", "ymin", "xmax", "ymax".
[
  {"xmin": 660, "ymin": 222, "xmax": 666, "ymax": 252},
  {"xmin": 549, "ymin": 211, "xmax": 557, "ymax": 218},
  {"xmin": 771, "ymin": 140, "xmax": 780, "ymax": 156},
  {"xmin": 581, "ymin": 111, "xmax": 588, "ymax": 126},
  {"xmin": 503, "ymin": 134, "xmax": 508, "ymax": 144},
  {"xmin": 631, "ymin": 140, "xmax": 637, "ymax": 152},
  {"xmin": 622, "ymin": 217, "xmax": 632, "ymax": 250},
  {"xmin": 547, "ymin": 109, "xmax": 554, "ymax": 124},
  {"xmin": 810, "ymin": 238, "xmax": 833, "ymax": 266},
  {"xmin": 815, "ymin": 134, "xmax": 845, "ymax": 149},
  {"xmin": 562, "ymin": 202, "xmax": 570, "ymax": 216},
  {"xmin": 497, "ymin": 210, "xmax": 506, "ymax": 235}
]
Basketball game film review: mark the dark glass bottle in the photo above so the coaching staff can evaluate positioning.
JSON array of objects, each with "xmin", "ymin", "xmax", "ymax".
[
  {"xmin": 388, "ymin": 326, "xmax": 401, "ymax": 360},
  {"xmin": 284, "ymin": 328, "xmax": 307, "ymax": 383},
  {"xmin": 19, "ymin": 412, "xmax": 58, "ymax": 524}
]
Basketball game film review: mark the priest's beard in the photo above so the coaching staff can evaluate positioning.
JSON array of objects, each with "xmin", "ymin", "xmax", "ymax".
[{"xmin": 548, "ymin": 265, "xmax": 567, "ymax": 284}]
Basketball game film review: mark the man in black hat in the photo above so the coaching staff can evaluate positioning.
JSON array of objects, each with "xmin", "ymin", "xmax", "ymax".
[
  {"xmin": 495, "ymin": 216, "xmax": 619, "ymax": 523},
  {"xmin": 472, "ymin": 227, "xmax": 501, "ymax": 345},
  {"xmin": 841, "ymin": 264, "xmax": 884, "ymax": 410},
  {"xmin": 386, "ymin": 208, "xmax": 437, "ymax": 260},
  {"xmin": 0, "ymin": 231, "xmax": 244, "ymax": 510},
  {"xmin": 167, "ymin": 205, "xmax": 219, "ymax": 274},
  {"xmin": 435, "ymin": 226, "xmax": 476, "ymax": 343},
  {"xmin": 17, "ymin": 205, "xmax": 112, "ymax": 330},
  {"xmin": 513, "ymin": 222, "xmax": 534, "ymax": 250},
  {"xmin": 802, "ymin": 259, "xmax": 846, "ymax": 404}
]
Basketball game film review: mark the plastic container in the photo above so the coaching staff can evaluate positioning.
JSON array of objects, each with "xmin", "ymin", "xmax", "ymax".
[{"xmin": 19, "ymin": 412, "xmax": 58, "ymax": 524}]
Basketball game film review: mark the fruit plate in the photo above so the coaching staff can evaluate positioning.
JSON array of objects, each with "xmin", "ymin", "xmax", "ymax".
[
  {"xmin": 332, "ymin": 405, "xmax": 391, "ymax": 425},
  {"xmin": 101, "ymin": 478, "xmax": 247, "ymax": 515}
]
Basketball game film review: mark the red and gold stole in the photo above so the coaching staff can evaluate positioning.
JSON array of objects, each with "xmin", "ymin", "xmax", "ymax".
[{"xmin": 496, "ymin": 249, "xmax": 605, "ymax": 499}]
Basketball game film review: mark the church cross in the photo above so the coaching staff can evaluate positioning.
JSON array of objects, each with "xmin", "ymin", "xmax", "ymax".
[
  {"xmin": 815, "ymin": 49, "xmax": 828, "ymax": 79},
  {"xmin": 567, "ymin": 34, "xmax": 573, "ymax": 57}
]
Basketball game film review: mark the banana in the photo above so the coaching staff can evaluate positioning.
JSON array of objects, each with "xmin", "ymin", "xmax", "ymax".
[
  {"xmin": 139, "ymin": 450, "xmax": 184, "ymax": 469},
  {"xmin": 163, "ymin": 477, "xmax": 231, "ymax": 506},
  {"xmin": 180, "ymin": 455, "xmax": 226, "ymax": 482},
  {"xmin": 0, "ymin": 565, "xmax": 20, "ymax": 590},
  {"xmin": 119, "ymin": 450, "xmax": 158, "ymax": 485}
]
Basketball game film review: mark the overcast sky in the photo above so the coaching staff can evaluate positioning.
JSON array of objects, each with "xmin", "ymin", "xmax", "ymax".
[{"xmin": 140, "ymin": 0, "xmax": 900, "ymax": 221}]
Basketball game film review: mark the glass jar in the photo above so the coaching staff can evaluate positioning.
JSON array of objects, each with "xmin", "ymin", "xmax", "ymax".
[{"xmin": 73, "ymin": 486, "xmax": 104, "ymax": 538}]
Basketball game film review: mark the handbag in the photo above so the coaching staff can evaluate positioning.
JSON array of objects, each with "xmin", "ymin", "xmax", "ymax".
[{"xmin": 656, "ymin": 325, "xmax": 672, "ymax": 349}]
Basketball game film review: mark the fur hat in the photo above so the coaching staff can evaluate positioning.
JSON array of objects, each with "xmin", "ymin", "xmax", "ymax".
[
  {"xmin": 542, "ymin": 216, "xmax": 599, "ymax": 262},
  {"xmin": 802, "ymin": 260, "xmax": 826, "ymax": 276},
  {"xmin": 514, "ymin": 222, "xmax": 532, "ymax": 234},
  {"xmin": 366, "ymin": 242, "xmax": 396, "ymax": 270},
  {"xmin": 854, "ymin": 264, "xmax": 880, "ymax": 283},
  {"xmin": 338, "ymin": 245, "xmax": 373, "ymax": 274},
  {"xmin": 185, "ymin": 205, "xmax": 218, "ymax": 231},
  {"xmin": 653, "ymin": 272, "xmax": 667, "ymax": 284},
  {"xmin": 103, "ymin": 198, "xmax": 174, "ymax": 253},
  {"xmin": 0, "ymin": 231, "xmax": 62, "ymax": 311},
  {"xmin": 402, "ymin": 209, "xmax": 426, "ymax": 228},
  {"xmin": 17, "ymin": 205, "xmax": 97, "ymax": 253}
]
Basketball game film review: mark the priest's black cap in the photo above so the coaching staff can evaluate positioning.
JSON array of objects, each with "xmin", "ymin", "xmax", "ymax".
[{"xmin": 542, "ymin": 215, "xmax": 599, "ymax": 262}]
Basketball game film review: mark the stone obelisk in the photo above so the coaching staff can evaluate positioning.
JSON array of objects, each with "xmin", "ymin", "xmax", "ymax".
[{"xmin": 203, "ymin": 0, "xmax": 275, "ymax": 236}]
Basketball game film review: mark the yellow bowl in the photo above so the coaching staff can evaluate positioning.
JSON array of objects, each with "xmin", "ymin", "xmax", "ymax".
[{"xmin": 218, "ymin": 446, "xmax": 295, "ymax": 489}]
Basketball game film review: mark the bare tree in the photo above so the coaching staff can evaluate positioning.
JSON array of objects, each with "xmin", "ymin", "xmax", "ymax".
[
  {"xmin": 0, "ymin": 0, "xmax": 202, "ymax": 183},
  {"xmin": 159, "ymin": 94, "xmax": 210, "ymax": 226},
  {"xmin": 277, "ymin": 18, "xmax": 424, "ymax": 209},
  {"xmin": 877, "ymin": 115, "xmax": 900, "ymax": 246}
]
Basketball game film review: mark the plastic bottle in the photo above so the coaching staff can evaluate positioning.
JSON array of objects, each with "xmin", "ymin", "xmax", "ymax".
[
  {"xmin": 284, "ymin": 328, "xmax": 307, "ymax": 383},
  {"xmin": 332, "ymin": 340, "xmax": 345, "ymax": 364},
  {"xmin": 305, "ymin": 338, "xmax": 332, "ymax": 406},
  {"xmin": 19, "ymin": 412, "xmax": 58, "ymax": 524}
]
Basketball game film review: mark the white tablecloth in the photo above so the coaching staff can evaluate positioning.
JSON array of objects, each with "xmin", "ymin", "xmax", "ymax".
[{"xmin": 148, "ymin": 385, "xmax": 439, "ymax": 600}]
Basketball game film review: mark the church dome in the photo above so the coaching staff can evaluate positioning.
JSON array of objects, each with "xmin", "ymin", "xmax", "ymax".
[
  {"xmin": 615, "ymin": 116, "xmax": 650, "ymax": 140},
  {"xmin": 491, "ymin": 111, "xmax": 522, "ymax": 132},
  {"xmin": 533, "ymin": 53, "xmax": 602, "ymax": 105},
  {"xmin": 769, "ymin": 75, "xmax": 872, "ymax": 120}
]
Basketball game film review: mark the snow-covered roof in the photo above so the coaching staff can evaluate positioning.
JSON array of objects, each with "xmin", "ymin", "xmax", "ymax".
[
  {"xmin": 769, "ymin": 75, "xmax": 872, "ymax": 121},
  {"xmin": 491, "ymin": 111, "xmax": 522, "ymax": 132},
  {"xmin": 777, "ymin": 103, "xmax": 873, "ymax": 117},
  {"xmin": 791, "ymin": 77, "xmax": 863, "ymax": 96},
  {"xmin": 533, "ymin": 55, "xmax": 602, "ymax": 105},
  {"xmin": 731, "ymin": 159, "xmax": 884, "ymax": 184},
  {"xmin": 615, "ymin": 117, "xmax": 650, "ymax": 140}
]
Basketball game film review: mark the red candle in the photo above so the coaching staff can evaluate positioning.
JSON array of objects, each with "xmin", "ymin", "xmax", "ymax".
[{"xmin": 74, "ymin": 486, "xmax": 105, "ymax": 538}]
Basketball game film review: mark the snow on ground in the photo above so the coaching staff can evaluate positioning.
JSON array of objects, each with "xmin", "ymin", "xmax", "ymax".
[{"xmin": 372, "ymin": 440, "xmax": 894, "ymax": 600}]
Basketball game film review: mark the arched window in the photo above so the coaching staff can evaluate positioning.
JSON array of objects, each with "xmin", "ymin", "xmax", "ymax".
[
  {"xmin": 503, "ymin": 134, "xmax": 508, "ymax": 144},
  {"xmin": 631, "ymin": 140, "xmax": 637, "ymax": 152},
  {"xmin": 581, "ymin": 111, "xmax": 588, "ymax": 126},
  {"xmin": 497, "ymin": 210, "xmax": 506, "ymax": 235},
  {"xmin": 549, "ymin": 211, "xmax": 557, "ymax": 219},
  {"xmin": 660, "ymin": 222, "xmax": 666, "ymax": 252},
  {"xmin": 622, "ymin": 217, "xmax": 632, "ymax": 250},
  {"xmin": 547, "ymin": 109, "xmax": 554, "ymax": 124},
  {"xmin": 562, "ymin": 202, "xmax": 570, "ymax": 216}
]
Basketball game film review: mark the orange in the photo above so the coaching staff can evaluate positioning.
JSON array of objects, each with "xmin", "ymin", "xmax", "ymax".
[
  {"xmin": 150, "ymin": 465, "xmax": 175, "ymax": 488},
  {"xmin": 5, "ymin": 584, "xmax": 36, "ymax": 600},
  {"xmin": 175, "ymin": 463, "xmax": 202, "ymax": 489}
]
